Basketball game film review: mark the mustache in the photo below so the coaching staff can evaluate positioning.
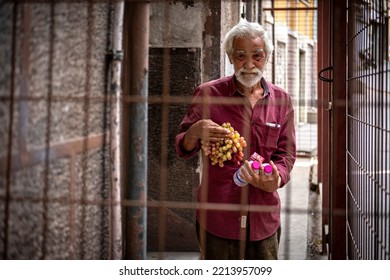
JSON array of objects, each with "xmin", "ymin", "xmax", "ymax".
[{"xmin": 237, "ymin": 68, "xmax": 262, "ymax": 75}]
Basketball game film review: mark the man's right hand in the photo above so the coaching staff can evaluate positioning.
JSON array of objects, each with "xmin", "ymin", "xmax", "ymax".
[{"xmin": 182, "ymin": 119, "xmax": 229, "ymax": 152}]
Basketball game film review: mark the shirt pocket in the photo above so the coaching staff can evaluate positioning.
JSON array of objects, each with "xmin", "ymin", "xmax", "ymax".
[{"xmin": 254, "ymin": 122, "xmax": 281, "ymax": 149}]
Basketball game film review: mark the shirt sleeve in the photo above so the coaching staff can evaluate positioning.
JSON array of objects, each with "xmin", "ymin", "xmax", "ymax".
[
  {"xmin": 175, "ymin": 86, "xmax": 204, "ymax": 159},
  {"xmin": 175, "ymin": 131, "xmax": 201, "ymax": 159},
  {"xmin": 271, "ymin": 97, "xmax": 297, "ymax": 188}
]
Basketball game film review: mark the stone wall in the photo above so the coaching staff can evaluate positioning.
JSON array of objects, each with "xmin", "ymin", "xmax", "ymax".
[{"xmin": 0, "ymin": 1, "xmax": 113, "ymax": 259}]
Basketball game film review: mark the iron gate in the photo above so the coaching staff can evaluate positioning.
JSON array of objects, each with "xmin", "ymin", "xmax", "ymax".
[{"xmin": 347, "ymin": 0, "xmax": 390, "ymax": 260}]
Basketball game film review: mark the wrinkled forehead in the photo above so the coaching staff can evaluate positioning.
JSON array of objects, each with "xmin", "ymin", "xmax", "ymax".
[{"xmin": 232, "ymin": 36, "xmax": 266, "ymax": 53}]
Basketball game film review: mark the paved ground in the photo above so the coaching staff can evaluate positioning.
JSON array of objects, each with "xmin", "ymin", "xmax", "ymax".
[
  {"xmin": 278, "ymin": 123, "xmax": 326, "ymax": 260},
  {"xmin": 278, "ymin": 157, "xmax": 326, "ymax": 260}
]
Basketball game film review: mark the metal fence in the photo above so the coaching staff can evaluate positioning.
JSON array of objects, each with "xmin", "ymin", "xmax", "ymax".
[
  {"xmin": 346, "ymin": 0, "xmax": 390, "ymax": 259},
  {"xmin": 0, "ymin": 0, "xmax": 122, "ymax": 259},
  {"xmin": 0, "ymin": 0, "xmax": 321, "ymax": 260}
]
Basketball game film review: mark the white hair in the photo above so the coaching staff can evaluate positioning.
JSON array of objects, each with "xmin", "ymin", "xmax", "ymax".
[{"xmin": 223, "ymin": 19, "xmax": 274, "ymax": 62}]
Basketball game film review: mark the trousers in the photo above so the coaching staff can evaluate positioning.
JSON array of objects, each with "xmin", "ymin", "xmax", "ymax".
[{"xmin": 196, "ymin": 222, "xmax": 281, "ymax": 260}]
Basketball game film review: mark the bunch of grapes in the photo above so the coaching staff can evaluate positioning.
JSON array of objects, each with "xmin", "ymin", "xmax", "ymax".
[{"xmin": 201, "ymin": 122, "xmax": 247, "ymax": 167}]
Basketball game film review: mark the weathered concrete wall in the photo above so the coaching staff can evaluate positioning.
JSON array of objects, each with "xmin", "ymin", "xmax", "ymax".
[
  {"xmin": 221, "ymin": 1, "xmax": 241, "ymax": 76},
  {"xmin": 148, "ymin": 1, "xmax": 204, "ymax": 252},
  {"xmin": 0, "ymin": 1, "xmax": 113, "ymax": 259},
  {"xmin": 150, "ymin": 1, "xmax": 204, "ymax": 48}
]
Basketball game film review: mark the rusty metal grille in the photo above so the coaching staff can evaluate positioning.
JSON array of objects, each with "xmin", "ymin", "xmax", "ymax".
[
  {"xmin": 1, "ymin": 0, "xmax": 321, "ymax": 260},
  {"xmin": 347, "ymin": 0, "xmax": 390, "ymax": 260},
  {"xmin": 0, "ymin": 0, "xmax": 122, "ymax": 259}
]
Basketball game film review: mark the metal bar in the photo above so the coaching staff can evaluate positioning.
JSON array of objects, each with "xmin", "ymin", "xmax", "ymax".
[
  {"xmin": 18, "ymin": 3, "xmax": 31, "ymax": 165},
  {"xmin": 317, "ymin": 0, "xmax": 332, "ymax": 257},
  {"xmin": 156, "ymin": 3, "xmax": 173, "ymax": 257},
  {"xmin": 2, "ymin": 1, "xmax": 19, "ymax": 260},
  {"xmin": 329, "ymin": 0, "xmax": 347, "ymax": 259},
  {"xmin": 41, "ymin": 0, "xmax": 56, "ymax": 259},
  {"xmin": 385, "ymin": 0, "xmax": 390, "ymax": 260},
  {"xmin": 270, "ymin": 0, "xmax": 276, "ymax": 84},
  {"xmin": 263, "ymin": 7, "xmax": 318, "ymax": 11},
  {"xmin": 246, "ymin": 0, "xmax": 253, "ymax": 21},
  {"xmin": 123, "ymin": 0, "xmax": 150, "ymax": 260},
  {"xmin": 79, "ymin": 0, "xmax": 94, "ymax": 259},
  {"xmin": 109, "ymin": 0, "xmax": 124, "ymax": 260}
]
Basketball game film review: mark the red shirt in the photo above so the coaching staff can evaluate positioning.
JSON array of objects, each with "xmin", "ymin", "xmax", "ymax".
[{"xmin": 175, "ymin": 75, "xmax": 296, "ymax": 241}]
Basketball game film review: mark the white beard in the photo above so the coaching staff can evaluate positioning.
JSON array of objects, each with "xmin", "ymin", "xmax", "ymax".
[{"xmin": 235, "ymin": 67, "xmax": 263, "ymax": 88}]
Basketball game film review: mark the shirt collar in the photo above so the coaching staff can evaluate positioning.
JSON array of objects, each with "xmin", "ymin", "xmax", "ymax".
[
  {"xmin": 231, "ymin": 75, "xmax": 270, "ymax": 97},
  {"xmin": 261, "ymin": 77, "xmax": 270, "ymax": 97}
]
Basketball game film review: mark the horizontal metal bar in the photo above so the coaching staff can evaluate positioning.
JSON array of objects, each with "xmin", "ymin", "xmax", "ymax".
[{"xmin": 263, "ymin": 7, "xmax": 317, "ymax": 11}]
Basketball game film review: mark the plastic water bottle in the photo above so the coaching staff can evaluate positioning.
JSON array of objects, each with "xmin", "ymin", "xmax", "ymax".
[
  {"xmin": 262, "ymin": 163, "xmax": 273, "ymax": 176},
  {"xmin": 233, "ymin": 160, "xmax": 261, "ymax": 187}
]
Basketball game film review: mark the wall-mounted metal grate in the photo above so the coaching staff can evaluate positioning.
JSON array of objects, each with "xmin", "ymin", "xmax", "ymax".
[
  {"xmin": 347, "ymin": 0, "xmax": 390, "ymax": 260},
  {"xmin": 0, "ymin": 0, "xmax": 122, "ymax": 260}
]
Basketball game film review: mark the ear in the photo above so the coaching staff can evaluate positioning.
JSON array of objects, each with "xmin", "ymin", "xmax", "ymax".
[{"xmin": 228, "ymin": 55, "xmax": 233, "ymax": 64}]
